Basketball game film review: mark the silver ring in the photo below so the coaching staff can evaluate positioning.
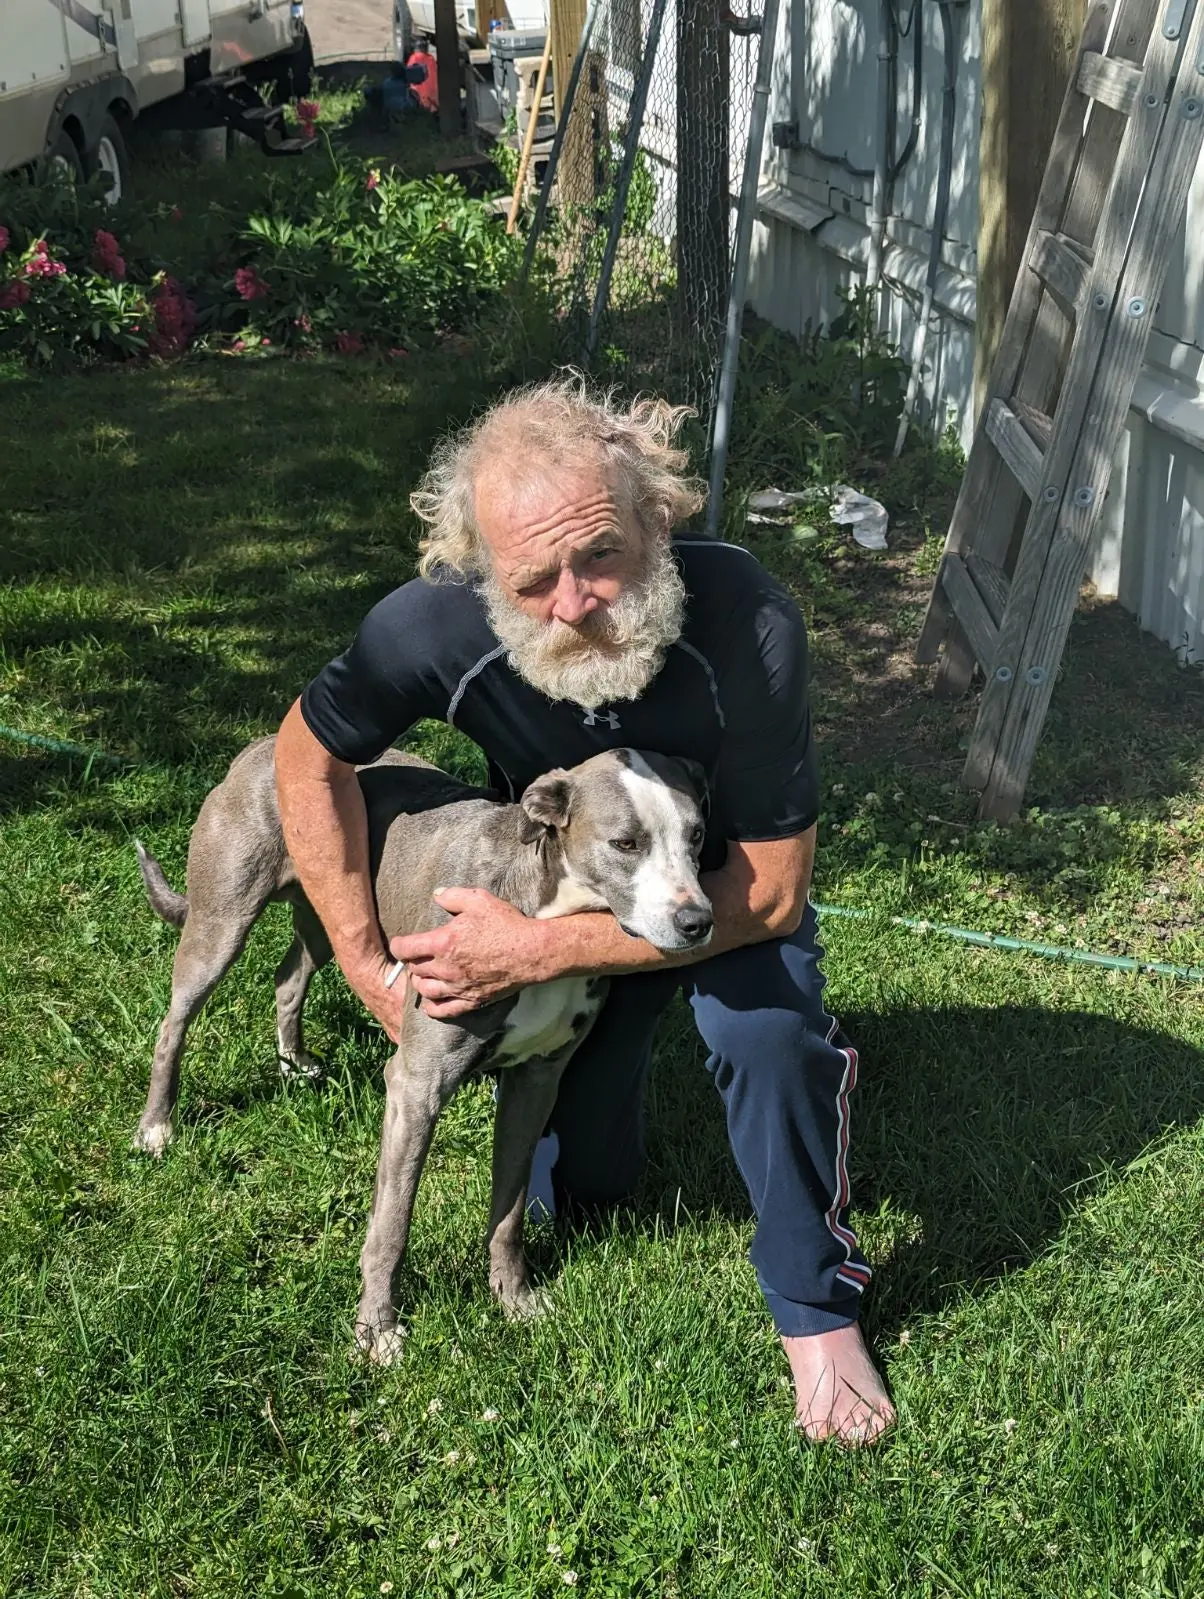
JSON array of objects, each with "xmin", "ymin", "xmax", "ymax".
[{"xmin": 384, "ymin": 959, "xmax": 405, "ymax": 989}]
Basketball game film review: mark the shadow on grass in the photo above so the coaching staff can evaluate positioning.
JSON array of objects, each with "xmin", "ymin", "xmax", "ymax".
[{"xmin": 621, "ymin": 997, "xmax": 1204, "ymax": 1334}]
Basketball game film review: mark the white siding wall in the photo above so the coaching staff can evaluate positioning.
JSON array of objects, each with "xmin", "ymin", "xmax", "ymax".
[{"xmin": 745, "ymin": 0, "xmax": 1204, "ymax": 663}]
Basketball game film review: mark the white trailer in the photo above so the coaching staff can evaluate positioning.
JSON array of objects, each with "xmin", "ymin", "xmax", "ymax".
[{"xmin": 0, "ymin": 0, "xmax": 315, "ymax": 201}]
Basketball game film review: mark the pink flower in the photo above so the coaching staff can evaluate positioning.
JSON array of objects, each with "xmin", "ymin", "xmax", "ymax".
[
  {"xmin": 93, "ymin": 228, "xmax": 126, "ymax": 280},
  {"xmin": 171, "ymin": 206, "xmax": 184, "ymax": 222},
  {"xmin": 335, "ymin": 330, "xmax": 364, "ymax": 355},
  {"xmin": 387, "ymin": 346, "xmax": 409, "ymax": 359},
  {"xmin": 23, "ymin": 239, "xmax": 67, "ymax": 279},
  {"xmin": 294, "ymin": 313, "xmax": 313, "ymax": 333},
  {"xmin": 147, "ymin": 275, "xmax": 197, "ymax": 357},
  {"xmin": 0, "ymin": 279, "xmax": 30, "ymax": 310},
  {"xmin": 231, "ymin": 338, "xmax": 247, "ymax": 352},
  {"xmin": 234, "ymin": 266, "xmax": 269, "ymax": 302},
  {"xmin": 261, "ymin": 337, "xmax": 271, "ymax": 346},
  {"xmin": 296, "ymin": 98, "xmax": 320, "ymax": 139},
  {"xmin": 0, "ymin": 226, "xmax": 9, "ymax": 254},
  {"xmin": 366, "ymin": 169, "xmax": 381, "ymax": 191}
]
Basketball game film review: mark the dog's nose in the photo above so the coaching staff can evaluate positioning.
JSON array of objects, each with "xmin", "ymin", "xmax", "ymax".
[{"xmin": 673, "ymin": 904, "xmax": 714, "ymax": 942}]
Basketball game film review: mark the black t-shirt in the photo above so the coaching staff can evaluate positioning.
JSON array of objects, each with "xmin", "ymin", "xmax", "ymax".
[{"xmin": 300, "ymin": 538, "xmax": 820, "ymax": 870}]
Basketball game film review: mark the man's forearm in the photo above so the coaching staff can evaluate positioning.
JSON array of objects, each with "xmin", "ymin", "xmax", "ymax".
[
  {"xmin": 274, "ymin": 701, "xmax": 386, "ymax": 978},
  {"xmin": 530, "ymin": 829, "xmax": 816, "ymax": 981}
]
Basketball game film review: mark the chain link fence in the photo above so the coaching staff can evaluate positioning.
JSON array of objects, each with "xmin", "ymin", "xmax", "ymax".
[{"xmin": 526, "ymin": 0, "xmax": 763, "ymax": 449}]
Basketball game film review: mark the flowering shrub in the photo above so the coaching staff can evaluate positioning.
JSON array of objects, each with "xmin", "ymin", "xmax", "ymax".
[
  {"xmin": 0, "ymin": 142, "xmax": 521, "ymax": 367},
  {"xmin": 229, "ymin": 166, "xmax": 523, "ymax": 350}
]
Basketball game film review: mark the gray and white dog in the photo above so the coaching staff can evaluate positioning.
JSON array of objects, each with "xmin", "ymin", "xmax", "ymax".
[{"xmin": 133, "ymin": 739, "xmax": 712, "ymax": 1361}]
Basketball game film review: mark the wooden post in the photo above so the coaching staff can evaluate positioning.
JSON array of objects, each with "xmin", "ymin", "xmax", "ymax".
[
  {"xmin": 551, "ymin": 0, "xmax": 605, "ymax": 206},
  {"xmin": 677, "ymin": 0, "xmax": 730, "ymax": 342},
  {"xmin": 434, "ymin": 0, "xmax": 461, "ymax": 138},
  {"xmin": 974, "ymin": 0, "xmax": 1087, "ymax": 419}
]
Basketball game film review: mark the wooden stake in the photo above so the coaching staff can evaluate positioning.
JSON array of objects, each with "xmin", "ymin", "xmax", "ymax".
[{"xmin": 507, "ymin": 30, "xmax": 555, "ymax": 234}]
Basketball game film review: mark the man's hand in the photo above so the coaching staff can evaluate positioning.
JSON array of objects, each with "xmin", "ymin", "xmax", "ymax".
[
  {"xmin": 340, "ymin": 947, "xmax": 414, "ymax": 1044},
  {"xmin": 389, "ymin": 887, "xmax": 549, "ymax": 1020}
]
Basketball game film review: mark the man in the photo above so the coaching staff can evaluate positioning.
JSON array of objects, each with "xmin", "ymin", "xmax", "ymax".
[
  {"xmin": 274, "ymin": 379, "xmax": 895, "ymax": 1445},
  {"xmin": 405, "ymin": 38, "xmax": 439, "ymax": 114}
]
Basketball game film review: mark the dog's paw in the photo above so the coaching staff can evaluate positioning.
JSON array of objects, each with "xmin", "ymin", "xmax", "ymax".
[
  {"xmin": 356, "ymin": 1322, "xmax": 407, "ymax": 1367},
  {"xmin": 500, "ymin": 1284, "xmax": 552, "ymax": 1323},
  {"xmin": 278, "ymin": 1049, "xmax": 324, "ymax": 1082},
  {"xmin": 133, "ymin": 1121, "xmax": 174, "ymax": 1158}
]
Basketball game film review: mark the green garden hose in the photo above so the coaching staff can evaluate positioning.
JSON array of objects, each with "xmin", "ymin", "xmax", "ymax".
[{"xmin": 3, "ymin": 720, "xmax": 1201, "ymax": 985}]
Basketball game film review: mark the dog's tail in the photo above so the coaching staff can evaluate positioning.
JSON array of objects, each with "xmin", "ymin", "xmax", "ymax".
[{"xmin": 134, "ymin": 840, "xmax": 189, "ymax": 929}]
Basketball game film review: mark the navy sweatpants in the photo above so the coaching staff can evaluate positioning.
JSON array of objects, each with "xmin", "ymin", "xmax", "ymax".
[{"xmin": 546, "ymin": 903, "xmax": 871, "ymax": 1336}]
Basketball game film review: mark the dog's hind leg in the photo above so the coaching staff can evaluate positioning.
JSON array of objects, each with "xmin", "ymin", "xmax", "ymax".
[
  {"xmin": 274, "ymin": 899, "xmax": 331, "ymax": 1081},
  {"xmin": 134, "ymin": 903, "xmax": 262, "ymax": 1156},
  {"xmin": 355, "ymin": 1041, "xmax": 465, "ymax": 1365},
  {"xmin": 487, "ymin": 1052, "xmax": 571, "ymax": 1319}
]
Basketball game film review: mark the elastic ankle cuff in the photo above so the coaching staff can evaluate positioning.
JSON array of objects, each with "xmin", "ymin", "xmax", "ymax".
[{"xmin": 759, "ymin": 1281, "xmax": 861, "ymax": 1337}]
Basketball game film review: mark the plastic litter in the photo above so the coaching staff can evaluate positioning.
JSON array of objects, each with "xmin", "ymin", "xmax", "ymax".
[
  {"xmin": 829, "ymin": 485, "xmax": 889, "ymax": 550},
  {"xmin": 747, "ymin": 487, "xmax": 813, "ymax": 512}
]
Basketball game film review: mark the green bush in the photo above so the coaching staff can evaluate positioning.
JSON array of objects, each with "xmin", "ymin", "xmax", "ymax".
[
  {"xmin": 0, "ymin": 144, "xmax": 522, "ymax": 367},
  {"xmin": 231, "ymin": 166, "xmax": 523, "ymax": 350}
]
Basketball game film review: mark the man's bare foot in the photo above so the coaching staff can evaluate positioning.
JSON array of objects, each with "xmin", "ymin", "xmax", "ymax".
[{"xmin": 783, "ymin": 1322, "xmax": 895, "ymax": 1446}]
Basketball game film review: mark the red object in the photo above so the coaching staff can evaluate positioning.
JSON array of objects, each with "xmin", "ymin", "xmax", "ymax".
[
  {"xmin": 0, "ymin": 279, "xmax": 30, "ymax": 310},
  {"xmin": 171, "ymin": 206, "xmax": 184, "ymax": 222},
  {"xmin": 93, "ymin": 229, "xmax": 126, "ymax": 280},
  {"xmin": 0, "ymin": 227, "xmax": 9, "ymax": 254},
  {"xmin": 234, "ymin": 266, "xmax": 269, "ymax": 301},
  {"xmin": 366, "ymin": 169, "xmax": 380, "ymax": 191},
  {"xmin": 148, "ymin": 276, "xmax": 197, "ymax": 357},
  {"xmin": 406, "ymin": 49, "xmax": 439, "ymax": 113},
  {"xmin": 24, "ymin": 240, "xmax": 67, "ymax": 279},
  {"xmin": 335, "ymin": 330, "xmax": 364, "ymax": 354}
]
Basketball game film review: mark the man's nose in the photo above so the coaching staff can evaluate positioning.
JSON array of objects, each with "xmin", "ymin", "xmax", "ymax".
[{"xmin": 550, "ymin": 568, "xmax": 596, "ymax": 626}]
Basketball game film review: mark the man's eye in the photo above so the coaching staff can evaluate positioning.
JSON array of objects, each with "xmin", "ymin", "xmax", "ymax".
[
  {"xmin": 609, "ymin": 838, "xmax": 639, "ymax": 853},
  {"xmin": 588, "ymin": 547, "xmax": 618, "ymax": 563}
]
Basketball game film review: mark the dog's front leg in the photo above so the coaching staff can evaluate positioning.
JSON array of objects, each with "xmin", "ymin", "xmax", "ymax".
[
  {"xmin": 487, "ymin": 1052, "xmax": 570, "ymax": 1319},
  {"xmin": 355, "ymin": 1041, "xmax": 463, "ymax": 1365}
]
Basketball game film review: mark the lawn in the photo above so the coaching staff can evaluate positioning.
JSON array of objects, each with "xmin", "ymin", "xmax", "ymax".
[{"xmin": 3, "ymin": 163, "xmax": 1204, "ymax": 1594}]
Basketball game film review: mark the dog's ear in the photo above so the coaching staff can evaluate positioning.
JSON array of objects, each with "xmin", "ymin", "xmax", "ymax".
[
  {"xmin": 519, "ymin": 770, "xmax": 574, "ymax": 842},
  {"xmin": 673, "ymin": 757, "xmax": 710, "ymax": 815}
]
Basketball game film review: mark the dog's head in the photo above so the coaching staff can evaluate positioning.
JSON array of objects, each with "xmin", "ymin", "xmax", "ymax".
[{"xmin": 520, "ymin": 748, "xmax": 713, "ymax": 953}]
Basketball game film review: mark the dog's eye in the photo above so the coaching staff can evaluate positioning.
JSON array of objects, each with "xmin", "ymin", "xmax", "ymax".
[
  {"xmin": 609, "ymin": 838, "xmax": 639, "ymax": 853},
  {"xmin": 689, "ymin": 824, "xmax": 704, "ymax": 845}
]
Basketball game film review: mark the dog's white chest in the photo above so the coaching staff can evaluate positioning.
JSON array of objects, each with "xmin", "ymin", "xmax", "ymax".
[{"xmin": 494, "ymin": 976, "xmax": 599, "ymax": 1065}]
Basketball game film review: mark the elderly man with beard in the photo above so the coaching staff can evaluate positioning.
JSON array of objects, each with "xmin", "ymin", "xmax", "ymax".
[{"xmin": 274, "ymin": 379, "xmax": 894, "ymax": 1445}]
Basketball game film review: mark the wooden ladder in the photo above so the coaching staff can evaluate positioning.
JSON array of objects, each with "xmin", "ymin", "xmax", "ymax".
[{"xmin": 916, "ymin": 0, "xmax": 1204, "ymax": 821}]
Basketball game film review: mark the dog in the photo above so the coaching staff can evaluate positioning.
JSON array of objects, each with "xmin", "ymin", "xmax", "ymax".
[{"xmin": 133, "ymin": 739, "xmax": 712, "ymax": 1361}]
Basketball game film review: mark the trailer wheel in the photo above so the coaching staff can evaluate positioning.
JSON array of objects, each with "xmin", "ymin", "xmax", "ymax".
[
  {"xmin": 45, "ymin": 128, "xmax": 84, "ymax": 182},
  {"xmin": 87, "ymin": 114, "xmax": 132, "ymax": 206}
]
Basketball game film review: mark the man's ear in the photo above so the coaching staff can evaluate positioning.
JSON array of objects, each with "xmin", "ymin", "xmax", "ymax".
[{"xmin": 519, "ymin": 770, "xmax": 574, "ymax": 843}]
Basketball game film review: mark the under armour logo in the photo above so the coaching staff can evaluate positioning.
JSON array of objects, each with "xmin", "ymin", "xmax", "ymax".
[{"xmin": 582, "ymin": 708, "xmax": 621, "ymax": 729}]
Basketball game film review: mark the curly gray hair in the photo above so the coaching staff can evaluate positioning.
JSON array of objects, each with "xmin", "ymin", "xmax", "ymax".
[{"xmin": 409, "ymin": 374, "xmax": 706, "ymax": 581}]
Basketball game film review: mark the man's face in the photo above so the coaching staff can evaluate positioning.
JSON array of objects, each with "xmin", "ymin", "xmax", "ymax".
[
  {"xmin": 473, "ymin": 463, "xmax": 685, "ymax": 710},
  {"xmin": 476, "ymin": 466, "xmax": 643, "ymax": 626}
]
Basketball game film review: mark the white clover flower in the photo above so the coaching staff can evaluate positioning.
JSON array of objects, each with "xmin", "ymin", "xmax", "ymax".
[
  {"xmin": 1004, "ymin": 1417, "xmax": 1018, "ymax": 1434},
  {"xmin": 443, "ymin": 1449, "xmax": 460, "ymax": 1464},
  {"xmin": 426, "ymin": 1534, "xmax": 442, "ymax": 1552},
  {"xmin": 547, "ymin": 1543, "xmax": 562, "ymax": 1558},
  {"xmin": 380, "ymin": 1584, "xmax": 394, "ymax": 1594},
  {"xmin": 562, "ymin": 1573, "xmax": 578, "ymax": 1587},
  {"xmin": 426, "ymin": 1397, "xmax": 442, "ymax": 1416},
  {"xmin": 482, "ymin": 1407, "xmax": 501, "ymax": 1422}
]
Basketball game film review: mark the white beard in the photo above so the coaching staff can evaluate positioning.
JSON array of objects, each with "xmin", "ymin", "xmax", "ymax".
[{"xmin": 478, "ymin": 543, "xmax": 686, "ymax": 711}]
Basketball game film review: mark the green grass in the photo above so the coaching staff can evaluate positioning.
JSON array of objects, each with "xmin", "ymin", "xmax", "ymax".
[{"xmin": 2, "ymin": 335, "xmax": 1204, "ymax": 1595}]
